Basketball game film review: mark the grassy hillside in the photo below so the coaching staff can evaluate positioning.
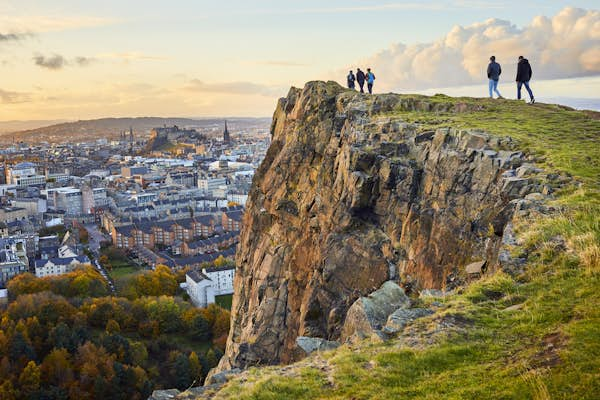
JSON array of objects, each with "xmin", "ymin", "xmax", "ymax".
[{"xmin": 191, "ymin": 97, "xmax": 599, "ymax": 399}]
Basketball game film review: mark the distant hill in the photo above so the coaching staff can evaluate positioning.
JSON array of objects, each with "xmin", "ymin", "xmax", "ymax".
[
  {"xmin": 0, "ymin": 119, "xmax": 70, "ymax": 134},
  {"xmin": 0, "ymin": 117, "xmax": 270, "ymax": 144}
]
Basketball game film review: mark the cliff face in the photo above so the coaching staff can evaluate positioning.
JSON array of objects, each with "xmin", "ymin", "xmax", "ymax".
[{"xmin": 217, "ymin": 81, "xmax": 536, "ymax": 371}]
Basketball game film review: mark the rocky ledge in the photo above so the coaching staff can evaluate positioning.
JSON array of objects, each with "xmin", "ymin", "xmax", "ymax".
[{"xmin": 211, "ymin": 81, "xmax": 557, "ymax": 376}]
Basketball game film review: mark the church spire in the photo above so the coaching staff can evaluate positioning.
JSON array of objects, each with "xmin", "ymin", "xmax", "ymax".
[{"xmin": 223, "ymin": 120, "xmax": 231, "ymax": 144}]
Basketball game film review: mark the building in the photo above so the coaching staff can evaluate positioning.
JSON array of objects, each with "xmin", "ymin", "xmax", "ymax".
[
  {"xmin": 11, "ymin": 198, "xmax": 47, "ymax": 215},
  {"xmin": 52, "ymin": 188, "xmax": 83, "ymax": 215},
  {"xmin": 223, "ymin": 120, "xmax": 231, "ymax": 144},
  {"xmin": 222, "ymin": 209, "xmax": 243, "ymax": 232},
  {"xmin": 165, "ymin": 171, "xmax": 197, "ymax": 187},
  {"xmin": 0, "ymin": 238, "xmax": 28, "ymax": 287},
  {"xmin": 198, "ymin": 177, "xmax": 227, "ymax": 197},
  {"xmin": 184, "ymin": 264, "xmax": 235, "ymax": 307},
  {"xmin": 121, "ymin": 166, "xmax": 148, "ymax": 178},
  {"xmin": 82, "ymin": 186, "xmax": 108, "ymax": 214},
  {"xmin": 34, "ymin": 255, "xmax": 90, "ymax": 278},
  {"xmin": 0, "ymin": 207, "xmax": 28, "ymax": 223},
  {"xmin": 185, "ymin": 270, "xmax": 215, "ymax": 308},
  {"xmin": 6, "ymin": 162, "xmax": 46, "ymax": 187}
]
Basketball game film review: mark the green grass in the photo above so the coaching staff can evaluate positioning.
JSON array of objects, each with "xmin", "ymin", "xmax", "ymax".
[
  {"xmin": 109, "ymin": 265, "xmax": 139, "ymax": 280},
  {"xmin": 215, "ymin": 294, "xmax": 233, "ymax": 310},
  {"xmin": 205, "ymin": 95, "xmax": 600, "ymax": 400}
]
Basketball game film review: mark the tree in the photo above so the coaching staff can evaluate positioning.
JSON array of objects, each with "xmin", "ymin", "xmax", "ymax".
[
  {"xmin": 18, "ymin": 361, "xmax": 41, "ymax": 397},
  {"xmin": 190, "ymin": 315, "xmax": 212, "ymax": 341},
  {"xmin": 172, "ymin": 353, "xmax": 192, "ymax": 390},
  {"xmin": 105, "ymin": 319, "xmax": 121, "ymax": 334},
  {"xmin": 188, "ymin": 352, "xmax": 202, "ymax": 384},
  {"xmin": 0, "ymin": 380, "xmax": 17, "ymax": 400},
  {"xmin": 205, "ymin": 348, "xmax": 218, "ymax": 369},
  {"xmin": 40, "ymin": 348, "xmax": 74, "ymax": 388}
]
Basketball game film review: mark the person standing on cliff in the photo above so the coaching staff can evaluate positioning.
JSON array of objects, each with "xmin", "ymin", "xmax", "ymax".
[
  {"xmin": 356, "ymin": 68, "xmax": 366, "ymax": 93},
  {"xmin": 487, "ymin": 56, "xmax": 503, "ymax": 99},
  {"xmin": 366, "ymin": 68, "xmax": 376, "ymax": 94},
  {"xmin": 516, "ymin": 56, "xmax": 535, "ymax": 104},
  {"xmin": 347, "ymin": 70, "xmax": 356, "ymax": 90}
]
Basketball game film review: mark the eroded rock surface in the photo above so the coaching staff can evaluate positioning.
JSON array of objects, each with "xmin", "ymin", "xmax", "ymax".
[{"xmin": 215, "ymin": 81, "xmax": 540, "ymax": 372}]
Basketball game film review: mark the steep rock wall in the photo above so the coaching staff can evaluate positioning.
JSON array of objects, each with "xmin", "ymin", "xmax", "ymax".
[{"xmin": 216, "ymin": 81, "xmax": 534, "ymax": 371}]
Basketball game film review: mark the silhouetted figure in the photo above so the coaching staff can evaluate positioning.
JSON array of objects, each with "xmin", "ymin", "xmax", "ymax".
[
  {"xmin": 516, "ymin": 56, "xmax": 535, "ymax": 104},
  {"xmin": 356, "ymin": 68, "xmax": 366, "ymax": 93},
  {"xmin": 366, "ymin": 68, "xmax": 376, "ymax": 94},
  {"xmin": 347, "ymin": 70, "xmax": 356, "ymax": 89},
  {"xmin": 487, "ymin": 56, "xmax": 503, "ymax": 99}
]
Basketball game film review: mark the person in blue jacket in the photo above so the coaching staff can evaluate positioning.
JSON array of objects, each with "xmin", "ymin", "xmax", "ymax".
[
  {"xmin": 366, "ymin": 68, "xmax": 376, "ymax": 94},
  {"xmin": 487, "ymin": 56, "xmax": 503, "ymax": 99}
]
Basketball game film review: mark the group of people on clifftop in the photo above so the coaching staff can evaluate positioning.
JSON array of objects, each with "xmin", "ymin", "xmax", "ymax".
[
  {"xmin": 487, "ymin": 55, "xmax": 535, "ymax": 103},
  {"xmin": 344, "ymin": 55, "xmax": 536, "ymax": 103},
  {"xmin": 346, "ymin": 68, "xmax": 376, "ymax": 94}
]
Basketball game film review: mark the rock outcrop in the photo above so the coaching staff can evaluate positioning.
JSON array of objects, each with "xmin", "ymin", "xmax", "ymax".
[{"xmin": 215, "ymin": 81, "xmax": 539, "ymax": 373}]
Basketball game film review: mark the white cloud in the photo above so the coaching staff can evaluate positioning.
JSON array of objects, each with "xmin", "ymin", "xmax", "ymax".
[{"xmin": 343, "ymin": 7, "xmax": 600, "ymax": 91}]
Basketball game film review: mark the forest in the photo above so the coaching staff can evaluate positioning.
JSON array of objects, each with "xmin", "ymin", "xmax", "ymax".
[{"xmin": 0, "ymin": 266, "xmax": 230, "ymax": 399}]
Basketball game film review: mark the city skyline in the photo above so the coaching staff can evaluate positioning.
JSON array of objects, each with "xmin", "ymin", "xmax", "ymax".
[{"xmin": 1, "ymin": 1, "xmax": 599, "ymax": 120}]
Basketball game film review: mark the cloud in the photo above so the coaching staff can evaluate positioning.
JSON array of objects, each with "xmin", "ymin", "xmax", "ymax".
[
  {"xmin": 33, "ymin": 54, "xmax": 99, "ymax": 70},
  {"xmin": 345, "ymin": 7, "xmax": 600, "ymax": 91},
  {"xmin": 183, "ymin": 80, "xmax": 285, "ymax": 96},
  {"xmin": 0, "ymin": 89, "xmax": 29, "ymax": 104},
  {"xmin": 33, "ymin": 54, "xmax": 66, "ymax": 70},
  {"xmin": 0, "ymin": 32, "xmax": 31, "ymax": 42},
  {"xmin": 75, "ymin": 56, "xmax": 96, "ymax": 66}
]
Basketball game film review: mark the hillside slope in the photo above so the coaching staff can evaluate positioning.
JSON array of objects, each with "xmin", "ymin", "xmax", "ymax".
[{"xmin": 159, "ymin": 82, "xmax": 599, "ymax": 399}]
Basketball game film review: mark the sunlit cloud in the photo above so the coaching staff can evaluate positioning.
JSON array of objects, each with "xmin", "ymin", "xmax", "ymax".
[
  {"xmin": 0, "ymin": 88, "xmax": 30, "ymax": 104},
  {"xmin": 33, "ymin": 54, "xmax": 66, "ymax": 70},
  {"xmin": 341, "ymin": 7, "xmax": 600, "ymax": 91}
]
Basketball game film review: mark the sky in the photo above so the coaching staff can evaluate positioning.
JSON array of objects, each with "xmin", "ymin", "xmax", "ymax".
[{"xmin": 0, "ymin": 0, "xmax": 599, "ymax": 120}]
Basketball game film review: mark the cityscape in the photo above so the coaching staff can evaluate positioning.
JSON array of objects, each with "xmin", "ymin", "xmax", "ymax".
[{"xmin": 0, "ymin": 1, "xmax": 598, "ymax": 399}]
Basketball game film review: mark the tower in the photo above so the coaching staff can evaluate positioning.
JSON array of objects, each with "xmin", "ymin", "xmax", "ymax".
[
  {"xmin": 223, "ymin": 120, "xmax": 231, "ymax": 144},
  {"xmin": 129, "ymin": 127, "xmax": 134, "ymax": 155}
]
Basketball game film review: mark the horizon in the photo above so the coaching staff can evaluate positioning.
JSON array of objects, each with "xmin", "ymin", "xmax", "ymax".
[{"xmin": 1, "ymin": 1, "xmax": 599, "ymax": 120}]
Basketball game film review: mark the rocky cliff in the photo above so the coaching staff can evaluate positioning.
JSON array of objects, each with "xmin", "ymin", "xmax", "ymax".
[{"xmin": 216, "ymin": 81, "xmax": 540, "ymax": 372}]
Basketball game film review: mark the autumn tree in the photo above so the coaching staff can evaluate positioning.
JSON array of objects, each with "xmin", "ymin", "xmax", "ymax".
[{"xmin": 18, "ymin": 361, "xmax": 41, "ymax": 398}]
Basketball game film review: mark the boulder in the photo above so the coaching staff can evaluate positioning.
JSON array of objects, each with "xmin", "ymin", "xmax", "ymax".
[
  {"xmin": 383, "ymin": 308, "xmax": 434, "ymax": 335},
  {"xmin": 341, "ymin": 281, "xmax": 410, "ymax": 342},
  {"xmin": 295, "ymin": 336, "xmax": 340, "ymax": 356},
  {"xmin": 148, "ymin": 389, "xmax": 180, "ymax": 400},
  {"xmin": 205, "ymin": 368, "xmax": 241, "ymax": 385},
  {"xmin": 465, "ymin": 260, "xmax": 487, "ymax": 275}
]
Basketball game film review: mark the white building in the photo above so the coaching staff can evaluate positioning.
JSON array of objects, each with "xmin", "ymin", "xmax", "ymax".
[
  {"xmin": 184, "ymin": 265, "xmax": 235, "ymax": 307},
  {"xmin": 185, "ymin": 270, "xmax": 215, "ymax": 308},
  {"xmin": 34, "ymin": 255, "xmax": 90, "ymax": 278},
  {"xmin": 198, "ymin": 177, "xmax": 227, "ymax": 197},
  {"xmin": 0, "ymin": 238, "xmax": 28, "ymax": 287},
  {"xmin": 7, "ymin": 162, "xmax": 46, "ymax": 187},
  {"xmin": 203, "ymin": 265, "xmax": 235, "ymax": 295}
]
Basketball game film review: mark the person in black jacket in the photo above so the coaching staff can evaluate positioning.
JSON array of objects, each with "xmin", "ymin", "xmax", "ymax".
[
  {"xmin": 356, "ymin": 68, "xmax": 366, "ymax": 93},
  {"xmin": 347, "ymin": 70, "xmax": 356, "ymax": 89},
  {"xmin": 487, "ymin": 56, "xmax": 503, "ymax": 99},
  {"xmin": 516, "ymin": 56, "xmax": 535, "ymax": 104}
]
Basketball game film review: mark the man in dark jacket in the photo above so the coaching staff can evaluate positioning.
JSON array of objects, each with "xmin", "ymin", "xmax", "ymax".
[
  {"xmin": 347, "ymin": 70, "xmax": 356, "ymax": 89},
  {"xmin": 487, "ymin": 56, "xmax": 503, "ymax": 99},
  {"xmin": 356, "ymin": 68, "xmax": 366, "ymax": 93},
  {"xmin": 516, "ymin": 56, "xmax": 535, "ymax": 104}
]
